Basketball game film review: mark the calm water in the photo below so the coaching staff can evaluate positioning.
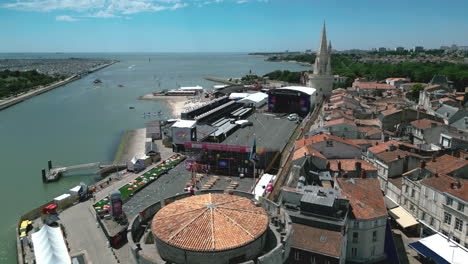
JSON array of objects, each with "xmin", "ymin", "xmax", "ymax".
[{"xmin": 0, "ymin": 53, "xmax": 307, "ymax": 263}]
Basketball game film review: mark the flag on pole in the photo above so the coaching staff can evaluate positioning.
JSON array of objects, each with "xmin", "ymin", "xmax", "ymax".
[{"xmin": 249, "ymin": 139, "xmax": 259, "ymax": 163}]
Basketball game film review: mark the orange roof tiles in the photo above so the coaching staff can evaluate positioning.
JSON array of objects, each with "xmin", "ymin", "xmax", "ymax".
[
  {"xmin": 355, "ymin": 119, "xmax": 380, "ymax": 127},
  {"xmin": 337, "ymin": 178, "xmax": 387, "ymax": 220},
  {"xmin": 381, "ymin": 107, "xmax": 402, "ymax": 116},
  {"xmin": 425, "ymin": 155, "xmax": 468, "ymax": 175},
  {"xmin": 296, "ymin": 134, "xmax": 361, "ymax": 149},
  {"xmin": 293, "ymin": 145, "xmax": 327, "ymax": 160},
  {"xmin": 291, "ymin": 223, "xmax": 343, "ymax": 257},
  {"xmin": 367, "ymin": 140, "xmax": 420, "ymax": 154},
  {"xmin": 410, "ymin": 118, "xmax": 444, "ymax": 130},
  {"xmin": 151, "ymin": 193, "xmax": 268, "ymax": 252},
  {"xmin": 366, "ymin": 128, "xmax": 382, "ymax": 136},
  {"xmin": 367, "ymin": 140, "xmax": 400, "ymax": 154},
  {"xmin": 354, "ymin": 81, "xmax": 396, "ymax": 90},
  {"xmin": 328, "ymin": 159, "xmax": 377, "ymax": 171},
  {"xmin": 376, "ymin": 149, "xmax": 411, "ymax": 163},
  {"xmin": 323, "ymin": 118, "xmax": 357, "ymax": 127},
  {"xmin": 422, "ymin": 175, "xmax": 468, "ymax": 201},
  {"xmin": 348, "ymin": 139, "xmax": 382, "ymax": 147},
  {"xmin": 439, "ymin": 98, "xmax": 457, "ymax": 102},
  {"xmin": 388, "ymin": 176, "xmax": 403, "ymax": 189},
  {"xmin": 357, "ymin": 126, "xmax": 374, "ymax": 133}
]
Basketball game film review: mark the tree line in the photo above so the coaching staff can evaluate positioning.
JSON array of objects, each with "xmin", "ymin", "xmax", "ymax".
[
  {"xmin": 0, "ymin": 70, "xmax": 62, "ymax": 98},
  {"xmin": 262, "ymin": 54, "xmax": 468, "ymax": 90}
]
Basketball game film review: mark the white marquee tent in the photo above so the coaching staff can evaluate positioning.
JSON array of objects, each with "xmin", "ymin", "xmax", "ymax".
[{"xmin": 32, "ymin": 225, "xmax": 71, "ymax": 264}]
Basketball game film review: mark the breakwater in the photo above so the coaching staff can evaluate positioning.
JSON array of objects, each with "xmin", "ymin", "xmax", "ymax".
[{"xmin": 0, "ymin": 61, "xmax": 116, "ymax": 111}]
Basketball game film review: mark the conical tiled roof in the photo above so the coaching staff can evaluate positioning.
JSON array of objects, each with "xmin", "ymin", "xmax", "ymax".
[{"xmin": 152, "ymin": 193, "xmax": 268, "ymax": 252}]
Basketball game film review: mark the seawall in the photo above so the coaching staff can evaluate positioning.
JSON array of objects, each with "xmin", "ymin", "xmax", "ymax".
[{"xmin": 0, "ymin": 61, "xmax": 117, "ymax": 111}]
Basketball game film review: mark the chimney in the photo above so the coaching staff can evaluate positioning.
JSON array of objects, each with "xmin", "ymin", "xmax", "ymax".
[
  {"xmin": 361, "ymin": 170, "xmax": 367, "ymax": 179},
  {"xmin": 431, "ymin": 155, "xmax": 436, "ymax": 162},
  {"xmin": 419, "ymin": 160, "xmax": 426, "ymax": 168},
  {"xmin": 355, "ymin": 161, "xmax": 362, "ymax": 172},
  {"xmin": 451, "ymin": 181, "xmax": 461, "ymax": 189}
]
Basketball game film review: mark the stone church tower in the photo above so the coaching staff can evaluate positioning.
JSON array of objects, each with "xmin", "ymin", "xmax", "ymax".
[{"xmin": 306, "ymin": 22, "xmax": 334, "ymax": 98}]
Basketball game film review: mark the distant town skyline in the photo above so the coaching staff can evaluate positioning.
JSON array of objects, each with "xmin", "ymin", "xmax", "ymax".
[{"xmin": 1, "ymin": 0, "xmax": 468, "ymax": 52}]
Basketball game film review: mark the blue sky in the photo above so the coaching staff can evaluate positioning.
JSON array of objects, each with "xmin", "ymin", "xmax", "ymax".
[{"xmin": 1, "ymin": 0, "xmax": 468, "ymax": 52}]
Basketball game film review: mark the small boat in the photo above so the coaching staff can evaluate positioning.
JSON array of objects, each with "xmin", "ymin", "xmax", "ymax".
[
  {"xmin": 129, "ymin": 106, "xmax": 135, "ymax": 109},
  {"xmin": 93, "ymin": 79, "xmax": 102, "ymax": 84},
  {"xmin": 118, "ymin": 84, "xmax": 124, "ymax": 87}
]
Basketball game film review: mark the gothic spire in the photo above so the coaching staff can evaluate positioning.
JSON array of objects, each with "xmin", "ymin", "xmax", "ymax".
[{"xmin": 318, "ymin": 21, "xmax": 328, "ymax": 55}]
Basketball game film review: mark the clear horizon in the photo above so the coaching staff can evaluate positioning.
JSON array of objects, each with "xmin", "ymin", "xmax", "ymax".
[{"xmin": 1, "ymin": 0, "xmax": 468, "ymax": 53}]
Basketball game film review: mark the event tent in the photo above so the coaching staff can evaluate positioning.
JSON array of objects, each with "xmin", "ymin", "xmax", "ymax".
[
  {"xmin": 32, "ymin": 225, "xmax": 71, "ymax": 264},
  {"xmin": 409, "ymin": 233, "xmax": 468, "ymax": 264}
]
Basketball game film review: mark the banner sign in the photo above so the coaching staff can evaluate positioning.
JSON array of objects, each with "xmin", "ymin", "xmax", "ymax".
[{"xmin": 184, "ymin": 142, "xmax": 266, "ymax": 154}]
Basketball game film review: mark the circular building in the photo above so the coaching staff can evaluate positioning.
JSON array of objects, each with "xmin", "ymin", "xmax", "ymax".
[{"xmin": 151, "ymin": 193, "xmax": 269, "ymax": 264}]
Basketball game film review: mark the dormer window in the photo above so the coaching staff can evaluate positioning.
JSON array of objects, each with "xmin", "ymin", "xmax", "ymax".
[{"xmin": 326, "ymin": 140, "xmax": 333, "ymax": 147}]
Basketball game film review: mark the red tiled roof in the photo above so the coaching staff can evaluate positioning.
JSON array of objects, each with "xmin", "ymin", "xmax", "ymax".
[
  {"xmin": 355, "ymin": 119, "xmax": 380, "ymax": 127},
  {"xmin": 151, "ymin": 193, "xmax": 268, "ymax": 252},
  {"xmin": 410, "ymin": 118, "xmax": 444, "ymax": 130},
  {"xmin": 381, "ymin": 107, "xmax": 402, "ymax": 116},
  {"xmin": 328, "ymin": 159, "xmax": 377, "ymax": 172},
  {"xmin": 425, "ymin": 155, "xmax": 468, "ymax": 175},
  {"xmin": 348, "ymin": 139, "xmax": 382, "ymax": 146},
  {"xmin": 376, "ymin": 149, "xmax": 411, "ymax": 163},
  {"xmin": 367, "ymin": 140, "xmax": 400, "ymax": 154},
  {"xmin": 367, "ymin": 140, "xmax": 420, "ymax": 154},
  {"xmin": 386, "ymin": 78, "xmax": 408, "ymax": 81},
  {"xmin": 439, "ymin": 98, "xmax": 457, "ymax": 102},
  {"xmin": 328, "ymin": 111, "xmax": 354, "ymax": 121},
  {"xmin": 400, "ymin": 82, "xmax": 426, "ymax": 87},
  {"xmin": 357, "ymin": 126, "xmax": 374, "ymax": 133},
  {"xmin": 329, "ymin": 100, "xmax": 359, "ymax": 109},
  {"xmin": 296, "ymin": 134, "xmax": 361, "ymax": 149},
  {"xmin": 323, "ymin": 118, "xmax": 357, "ymax": 127},
  {"xmin": 421, "ymin": 175, "xmax": 468, "ymax": 201},
  {"xmin": 354, "ymin": 81, "xmax": 396, "ymax": 90},
  {"xmin": 337, "ymin": 178, "xmax": 387, "ymax": 220},
  {"xmin": 291, "ymin": 223, "xmax": 343, "ymax": 257},
  {"xmin": 425, "ymin": 84, "xmax": 441, "ymax": 90},
  {"xmin": 293, "ymin": 145, "xmax": 326, "ymax": 160},
  {"xmin": 366, "ymin": 128, "xmax": 382, "ymax": 136},
  {"xmin": 388, "ymin": 176, "xmax": 403, "ymax": 189}
]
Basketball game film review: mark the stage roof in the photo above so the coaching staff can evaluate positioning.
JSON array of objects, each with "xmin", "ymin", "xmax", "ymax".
[{"xmin": 277, "ymin": 86, "xmax": 317, "ymax": 96}]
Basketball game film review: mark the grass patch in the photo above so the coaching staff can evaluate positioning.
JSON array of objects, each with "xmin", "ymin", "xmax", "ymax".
[{"xmin": 93, "ymin": 154, "xmax": 186, "ymax": 214}]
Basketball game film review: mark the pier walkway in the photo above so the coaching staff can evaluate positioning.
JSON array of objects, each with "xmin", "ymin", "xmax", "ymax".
[
  {"xmin": 43, "ymin": 161, "xmax": 127, "ymax": 183},
  {"xmin": 204, "ymin": 76, "xmax": 239, "ymax": 85}
]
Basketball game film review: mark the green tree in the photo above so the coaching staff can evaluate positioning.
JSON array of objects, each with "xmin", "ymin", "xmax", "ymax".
[{"xmin": 406, "ymin": 84, "xmax": 425, "ymax": 102}]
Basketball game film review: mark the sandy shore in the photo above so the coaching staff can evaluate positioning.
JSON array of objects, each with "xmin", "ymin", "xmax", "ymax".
[{"xmin": 140, "ymin": 94, "xmax": 211, "ymax": 118}]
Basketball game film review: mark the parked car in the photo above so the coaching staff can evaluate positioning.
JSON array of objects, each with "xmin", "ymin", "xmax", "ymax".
[
  {"xmin": 235, "ymin": 120, "xmax": 253, "ymax": 128},
  {"xmin": 287, "ymin": 113, "xmax": 298, "ymax": 121}
]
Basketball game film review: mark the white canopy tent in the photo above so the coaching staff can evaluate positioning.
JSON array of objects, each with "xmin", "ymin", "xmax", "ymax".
[
  {"xmin": 410, "ymin": 233, "xmax": 468, "ymax": 264},
  {"xmin": 253, "ymin": 173, "xmax": 275, "ymax": 200},
  {"xmin": 32, "ymin": 225, "xmax": 71, "ymax": 264}
]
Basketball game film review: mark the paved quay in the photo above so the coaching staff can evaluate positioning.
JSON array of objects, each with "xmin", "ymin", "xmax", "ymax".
[{"xmin": 55, "ymin": 142, "xmax": 175, "ymax": 264}]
